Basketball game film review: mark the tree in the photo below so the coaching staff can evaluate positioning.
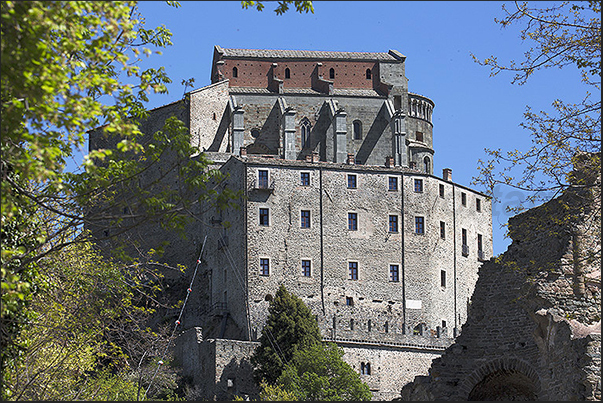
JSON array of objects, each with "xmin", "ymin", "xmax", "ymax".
[
  {"xmin": 250, "ymin": 285, "xmax": 322, "ymax": 385},
  {"xmin": 241, "ymin": 0, "xmax": 314, "ymax": 15},
  {"xmin": 277, "ymin": 342, "xmax": 372, "ymax": 401},
  {"xmin": 471, "ymin": 1, "xmax": 601, "ymax": 213}
]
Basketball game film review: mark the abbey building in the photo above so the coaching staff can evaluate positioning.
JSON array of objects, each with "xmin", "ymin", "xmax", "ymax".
[{"xmin": 91, "ymin": 46, "xmax": 493, "ymax": 400}]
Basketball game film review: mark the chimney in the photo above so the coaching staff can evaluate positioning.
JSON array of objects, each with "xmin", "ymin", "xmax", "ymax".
[
  {"xmin": 443, "ymin": 168, "xmax": 452, "ymax": 181},
  {"xmin": 409, "ymin": 161, "xmax": 417, "ymax": 169},
  {"xmin": 305, "ymin": 154, "xmax": 313, "ymax": 162},
  {"xmin": 347, "ymin": 153, "xmax": 355, "ymax": 165},
  {"xmin": 312, "ymin": 151, "xmax": 320, "ymax": 163},
  {"xmin": 385, "ymin": 156, "xmax": 395, "ymax": 168},
  {"xmin": 240, "ymin": 146, "xmax": 247, "ymax": 156}
]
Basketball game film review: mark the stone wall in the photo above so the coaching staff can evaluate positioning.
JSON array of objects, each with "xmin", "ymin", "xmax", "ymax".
[{"xmin": 398, "ymin": 169, "xmax": 601, "ymax": 401}]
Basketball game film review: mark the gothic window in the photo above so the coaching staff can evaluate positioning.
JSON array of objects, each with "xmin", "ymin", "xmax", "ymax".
[
  {"xmin": 329, "ymin": 67, "xmax": 335, "ymax": 79},
  {"xmin": 300, "ymin": 118, "xmax": 311, "ymax": 148},
  {"xmin": 366, "ymin": 68, "xmax": 372, "ymax": 79},
  {"xmin": 353, "ymin": 120, "xmax": 362, "ymax": 140},
  {"xmin": 424, "ymin": 156, "xmax": 431, "ymax": 174},
  {"xmin": 285, "ymin": 67, "xmax": 291, "ymax": 79},
  {"xmin": 232, "ymin": 66, "xmax": 238, "ymax": 78}
]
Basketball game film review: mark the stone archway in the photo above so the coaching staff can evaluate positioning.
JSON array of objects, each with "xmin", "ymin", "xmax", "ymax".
[{"xmin": 462, "ymin": 358, "xmax": 541, "ymax": 401}]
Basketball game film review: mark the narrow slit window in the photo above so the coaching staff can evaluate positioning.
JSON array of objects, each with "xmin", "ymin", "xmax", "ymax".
[
  {"xmin": 366, "ymin": 68, "xmax": 372, "ymax": 79},
  {"xmin": 329, "ymin": 67, "xmax": 335, "ymax": 79},
  {"xmin": 285, "ymin": 67, "xmax": 291, "ymax": 79},
  {"xmin": 232, "ymin": 66, "xmax": 238, "ymax": 78}
]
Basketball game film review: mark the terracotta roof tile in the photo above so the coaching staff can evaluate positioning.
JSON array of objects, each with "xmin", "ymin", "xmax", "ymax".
[{"xmin": 220, "ymin": 47, "xmax": 401, "ymax": 61}]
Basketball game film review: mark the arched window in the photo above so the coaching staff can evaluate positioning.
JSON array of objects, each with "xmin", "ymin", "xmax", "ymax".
[
  {"xmin": 329, "ymin": 68, "xmax": 335, "ymax": 79},
  {"xmin": 361, "ymin": 362, "xmax": 371, "ymax": 375},
  {"xmin": 232, "ymin": 66, "xmax": 238, "ymax": 78},
  {"xmin": 365, "ymin": 68, "xmax": 372, "ymax": 79},
  {"xmin": 424, "ymin": 156, "xmax": 431, "ymax": 174},
  {"xmin": 285, "ymin": 67, "xmax": 291, "ymax": 79},
  {"xmin": 353, "ymin": 120, "xmax": 362, "ymax": 140},
  {"xmin": 300, "ymin": 118, "xmax": 311, "ymax": 148}
]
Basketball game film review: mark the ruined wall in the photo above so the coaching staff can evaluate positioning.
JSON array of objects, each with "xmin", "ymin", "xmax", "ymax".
[{"xmin": 398, "ymin": 175, "xmax": 601, "ymax": 401}]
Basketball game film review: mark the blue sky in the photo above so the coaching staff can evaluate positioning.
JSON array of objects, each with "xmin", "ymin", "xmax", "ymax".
[{"xmin": 132, "ymin": 1, "xmax": 590, "ymax": 256}]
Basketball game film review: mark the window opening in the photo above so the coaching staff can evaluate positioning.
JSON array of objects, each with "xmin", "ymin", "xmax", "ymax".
[
  {"xmin": 329, "ymin": 67, "xmax": 335, "ymax": 79},
  {"xmin": 251, "ymin": 128, "xmax": 260, "ymax": 138},
  {"xmin": 346, "ymin": 296, "xmax": 354, "ymax": 306},
  {"xmin": 260, "ymin": 258, "xmax": 270, "ymax": 276},
  {"xmin": 390, "ymin": 264, "xmax": 399, "ymax": 282},
  {"xmin": 415, "ymin": 216, "xmax": 425, "ymax": 234},
  {"xmin": 476, "ymin": 198, "xmax": 481, "ymax": 212},
  {"xmin": 347, "ymin": 174, "xmax": 357, "ymax": 189},
  {"xmin": 301, "ymin": 172, "xmax": 310, "ymax": 186},
  {"xmin": 389, "ymin": 176, "xmax": 398, "ymax": 191},
  {"xmin": 441, "ymin": 270, "xmax": 446, "ymax": 287},
  {"xmin": 424, "ymin": 156, "xmax": 431, "ymax": 174},
  {"xmin": 461, "ymin": 192, "xmax": 467, "ymax": 206},
  {"xmin": 350, "ymin": 318, "xmax": 354, "ymax": 330},
  {"xmin": 258, "ymin": 170, "xmax": 269, "ymax": 188},
  {"xmin": 301, "ymin": 210, "xmax": 311, "ymax": 228},
  {"xmin": 349, "ymin": 262, "xmax": 358, "ymax": 280},
  {"xmin": 285, "ymin": 67, "xmax": 291, "ymax": 79},
  {"xmin": 389, "ymin": 215, "xmax": 398, "ymax": 233},
  {"xmin": 259, "ymin": 208, "xmax": 269, "ymax": 226},
  {"xmin": 440, "ymin": 221, "xmax": 446, "ymax": 239},
  {"xmin": 302, "ymin": 260, "xmax": 311, "ymax": 277},
  {"xmin": 348, "ymin": 212, "xmax": 358, "ymax": 231},
  {"xmin": 416, "ymin": 131, "xmax": 424, "ymax": 142},
  {"xmin": 301, "ymin": 118, "xmax": 311, "ymax": 148},
  {"xmin": 353, "ymin": 120, "xmax": 362, "ymax": 140},
  {"xmin": 365, "ymin": 68, "xmax": 372, "ymax": 79},
  {"xmin": 414, "ymin": 178, "xmax": 423, "ymax": 192},
  {"xmin": 439, "ymin": 184, "xmax": 445, "ymax": 198},
  {"xmin": 232, "ymin": 66, "xmax": 238, "ymax": 78}
]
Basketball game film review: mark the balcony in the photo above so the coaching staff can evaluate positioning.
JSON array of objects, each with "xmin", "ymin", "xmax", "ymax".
[
  {"xmin": 249, "ymin": 178, "xmax": 275, "ymax": 193},
  {"xmin": 462, "ymin": 244, "xmax": 469, "ymax": 257}
]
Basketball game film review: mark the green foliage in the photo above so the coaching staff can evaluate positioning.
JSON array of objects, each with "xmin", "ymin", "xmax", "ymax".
[
  {"xmin": 471, "ymin": 1, "xmax": 601, "ymax": 213},
  {"xmin": 250, "ymin": 285, "xmax": 322, "ymax": 385},
  {"xmin": 2, "ymin": 241, "xmax": 180, "ymax": 400},
  {"xmin": 277, "ymin": 342, "xmax": 372, "ymax": 401},
  {"xmin": 241, "ymin": 0, "xmax": 314, "ymax": 15}
]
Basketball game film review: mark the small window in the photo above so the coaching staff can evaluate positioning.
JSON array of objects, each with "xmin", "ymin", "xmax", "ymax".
[
  {"xmin": 461, "ymin": 192, "xmax": 467, "ymax": 206},
  {"xmin": 232, "ymin": 66, "xmax": 238, "ymax": 78},
  {"xmin": 348, "ymin": 212, "xmax": 358, "ymax": 231},
  {"xmin": 350, "ymin": 318, "xmax": 354, "ymax": 330},
  {"xmin": 390, "ymin": 264, "xmax": 399, "ymax": 282},
  {"xmin": 251, "ymin": 128, "xmax": 260, "ymax": 138},
  {"xmin": 260, "ymin": 258, "xmax": 270, "ymax": 276},
  {"xmin": 442, "ymin": 320, "xmax": 447, "ymax": 328},
  {"xmin": 384, "ymin": 321, "xmax": 389, "ymax": 333},
  {"xmin": 414, "ymin": 179, "xmax": 423, "ymax": 193},
  {"xmin": 353, "ymin": 120, "xmax": 362, "ymax": 140},
  {"xmin": 388, "ymin": 215, "xmax": 398, "ymax": 233},
  {"xmin": 394, "ymin": 96, "xmax": 402, "ymax": 111},
  {"xmin": 258, "ymin": 170, "xmax": 269, "ymax": 188},
  {"xmin": 301, "ymin": 172, "xmax": 310, "ymax": 186},
  {"xmin": 439, "ymin": 184, "xmax": 445, "ymax": 198},
  {"xmin": 368, "ymin": 319, "xmax": 372, "ymax": 331},
  {"xmin": 285, "ymin": 67, "xmax": 291, "ymax": 79},
  {"xmin": 259, "ymin": 208, "xmax": 269, "ymax": 226},
  {"xmin": 441, "ymin": 270, "xmax": 446, "ymax": 287},
  {"xmin": 301, "ymin": 210, "xmax": 311, "ymax": 228},
  {"xmin": 440, "ymin": 221, "xmax": 446, "ymax": 239},
  {"xmin": 389, "ymin": 177, "xmax": 398, "ymax": 191},
  {"xmin": 329, "ymin": 67, "xmax": 335, "ymax": 79},
  {"xmin": 347, "ymin": 174, "xmax": 357, "ymax": 189},
  {"xmin": 346, "ymin": 296, "xmax": 354, "ymax": 306},
  {"xmin": 477, "ymin": 234, "xmax": 483, "ymax": 252},
  {"xmin": 302, "ymin": 260, "xmax": 311, "ymax": 277},
  {"xmin": 424, "ymin": 156, "xmax": 431, "ymax": 174},
  {"xmin": 212, "ymin": 112, "xmax": 217, "ymax": 120},
  {"xmin": 462, "ymin": 228, "xmax": 468, "ymax": 246},
  {"xmin": 416, "ymin": 131, "xmax": 424, "ymax": 142},
  {"xmin": 361, "ymin": 362, "xmax": 371, "ymax": 375},
  {"xmin": 365, "ymin": 68, "xmax": 372, "ymax": 79},
  {"xmin": 476, "ymin": 198, "xmax": 481, "ymax": 212},
  {"xmin": 349, "ymin": 262, "xmax": 358, "ymax": 280},
  {"xmin": 415, "ymin": 216, "xmax": 425, "ymax": 234}
]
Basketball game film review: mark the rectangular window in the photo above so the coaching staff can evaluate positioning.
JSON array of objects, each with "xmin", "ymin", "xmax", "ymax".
[
  {"xmin": 415, "ymin": 216, "xmax": 425, "ymax": 234},
  {"xmin": 414, "ymin": 178, "xmax": 423, "ymax": 192},
  {"xmin": 462, "ymin": 228, "xmax": 467, "ymax": 246},
  {"xmin": 301, "ymin": 210, "xmax": 311, "ymax": 228},
  {"xmin": 347, "ymin": 174, "xmax": 357, "ymax": 189},
  {"xmin": 260, "ymin": 258, "xmax": 270, "ymax": 276},
  {"xmin": 439, "ymin": 184, "xmax": 445, "ymax": 198},
  {"xmin": 416, "ymin": 131, "xmax": 424, "ymax": 142},
  {"xmin": 476, "ymin": 198, "xmax": 481, "ymax": 212},
  {"xmin": 390, "ymin": 264, "xmax": 400, "ymax": 282},
  {"xmin": 346, "ymin": 296, "xmax": 354, "ymax": 306},
  {"xmin": 441, "ymin": 270, "xmax": 446, "ymax": 287},
  {"xmin": 348, "ymin": 212, "xmax": 358, "ymax": 231},
  {"xmin": 477, "ymin": 234, "xmax": 483, "ymax": 252},
  {"xmin": 259, "ymin": 208, "xmax": 269, "ymax": 226},
  {"xmin": 302, "ymin": 260, "xmax": 311, "ymax": 277},
  {"xmin": 301, "ymin": 172, "xmax": 310, "ymax": 186},
  {"xmin": 258, "ymin": 170, "xmax": 269, "ymax": 189},
  {"xmin": 440, "ymin": 221, "xmax": 446, "ymax": 239},
  {"xmin": 349, "ymin": 262, "xmax": 358, "ymax": 280},
  {"xmin": 388, "ymin": 215, "xmax": 399, "ymax": 233},
  {"xmin": 461, "ymin": 192, "xmax": 467, "ymax": 206},
  {"xmin": 389, "ymin": 176, "xmax": 398, "ymax": 191}
]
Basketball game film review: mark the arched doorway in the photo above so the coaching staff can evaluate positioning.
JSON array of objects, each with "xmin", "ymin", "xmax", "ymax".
[{"xmin": 468, "ymin": 369, "xmax": 537, "ymax": 401}]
